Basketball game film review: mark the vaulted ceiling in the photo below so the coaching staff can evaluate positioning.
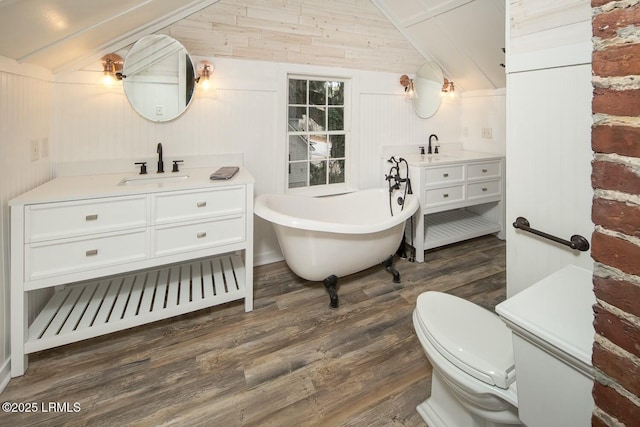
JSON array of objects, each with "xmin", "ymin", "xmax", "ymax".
[
  {"xmin": 0, "ymin": 0, "xmax": 219, "ymax": 73},
  {"xmin": 0, "ymin": 0, "xmax": 505, "ymax": 91},
  {"xmin": 372, "ymin": 0, "xmax": 506, "ymax": 90}
]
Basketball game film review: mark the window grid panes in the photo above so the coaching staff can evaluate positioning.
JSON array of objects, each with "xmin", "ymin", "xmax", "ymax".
[{"xmin": 287, "ymin": 77, "xmax": 346, "ymax": 189}]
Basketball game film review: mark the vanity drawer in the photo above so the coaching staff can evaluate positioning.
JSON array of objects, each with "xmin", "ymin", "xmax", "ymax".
[
  {"xmin": 424, "ymin": 185, "xmax": 464, "ymax": 207},
  {"xmin": 467, "ymin": 180, "xmax": 502, "ymax": 199},
  {"xmin": 153, "ymin": 215, "xmax": 245, "ymax": 257},
  {"xmin": 467, "ymin": 161, "xmax": 501, "ymax": 180},
  {"xmin": 26, "ymin": 196, "xmax": 147, "ymax": 243},
  {"xmin": 424, "ymin": 165, "xmax": 464, "ymax": 185},
  {"xmin": 154, "ymin": 186, "xmax": 245, "ymax": 224},
  {"xmin": 26, "ymin": 229, "xmax": 148, "ymax": 280}
]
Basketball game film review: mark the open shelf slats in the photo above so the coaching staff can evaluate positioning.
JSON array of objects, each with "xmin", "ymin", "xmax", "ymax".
[
  {"xmin": 26, "ymin": 254, "xmax": 245, "ymax": 353},
  {"xmin": 424, "ymin": 209, "xmax": 501, "ymax": 250}
]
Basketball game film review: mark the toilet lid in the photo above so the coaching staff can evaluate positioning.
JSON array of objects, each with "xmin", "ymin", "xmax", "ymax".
[{"xmin": 415, "ymin": 291, "xmax": 516, "ymax": 389}]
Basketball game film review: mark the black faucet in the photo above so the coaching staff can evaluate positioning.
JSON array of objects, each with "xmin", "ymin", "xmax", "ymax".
[
  {"xmin": 157, "ymin": 143, "xmax": 164, "ymax": 173},
  {"xmin": 428, "ymin": 134, "xmax": 438, "ymax": 154}
]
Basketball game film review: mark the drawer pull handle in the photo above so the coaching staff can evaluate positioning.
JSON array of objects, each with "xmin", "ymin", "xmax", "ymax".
[
  {"xmin": 197, "ymin": 201, "xmax": 207, "ymax": 208},
  {"xmin": 443, "ymin": 194, "xmax": 449, "ymax": 198},
  {"xmin": 482, "ymin": 169, "xmax": 488, "ymax": 173},
  {"xmin": 85, "ymin": 249, "xmax": 98, "ymax": 257},
  {"xmin": 85, "ymin": 214, "xmax": 98, "ymax": 221},
  {"xmin": 482, "ymin": 187, "xmax": 488, "ymax": 192},
  {"xmin": 443, "ymin": 173, "xmax": 449, "ymax": 178},
  {"xmin": 197, "ymin": 232, "xmax": 207, "ymax": 238}
]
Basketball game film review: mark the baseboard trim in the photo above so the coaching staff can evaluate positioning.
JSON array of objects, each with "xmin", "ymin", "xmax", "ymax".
[{"xmin": 254, "ymin": 251, "xmax": 284, "ymax": 267}]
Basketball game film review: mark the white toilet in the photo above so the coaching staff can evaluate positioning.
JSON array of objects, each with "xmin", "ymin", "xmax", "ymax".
[
  {"xmin": 413, "ymin": 291, "xmax": 523, "ymax": 427},
  {"xmin": 495, "ymin": 265, "xmax": 596, "ymax": 427}
]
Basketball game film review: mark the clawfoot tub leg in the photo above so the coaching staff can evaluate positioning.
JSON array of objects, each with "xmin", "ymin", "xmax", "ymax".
[
  {"xmin": 383, "ymin": 255, "xmax": 401, "ymax": 283},
  {"xmin": 323, "ymin": 275, "xmax": 339, "ymax": 309}
]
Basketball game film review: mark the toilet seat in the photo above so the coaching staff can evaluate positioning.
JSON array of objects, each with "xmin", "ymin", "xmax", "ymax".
[{"xmin": 415, "ymin": 292, "xmax": 515, "ymax": 389}]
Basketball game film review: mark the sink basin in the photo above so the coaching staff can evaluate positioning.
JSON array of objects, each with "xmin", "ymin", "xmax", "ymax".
[
  {"xmin": 118, "ymin": 174, "xmax": 189, "ymax": 185},
  {"xmin": 417, "ymin": 154, "xmax": 452, "ymax": 163}
]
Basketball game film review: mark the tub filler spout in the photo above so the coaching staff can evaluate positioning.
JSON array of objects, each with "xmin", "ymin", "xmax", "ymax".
[{"xmin": 254, "ymin": 188, "xmax": 418, "ymax": 309}]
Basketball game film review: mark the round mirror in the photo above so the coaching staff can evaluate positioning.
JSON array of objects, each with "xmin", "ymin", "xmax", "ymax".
[
  {"xmin": 122, "ymin": 35, "xmax": 195, "ymax": 122},
  {"xmin": 412, "ymin": 62, "xmax": 444, "ymax": 118}
]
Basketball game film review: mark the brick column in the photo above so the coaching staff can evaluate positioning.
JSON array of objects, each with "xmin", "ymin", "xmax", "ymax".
[{"xmin": 591, "ymin": 1, "xmax": 640, "ymax": 425}]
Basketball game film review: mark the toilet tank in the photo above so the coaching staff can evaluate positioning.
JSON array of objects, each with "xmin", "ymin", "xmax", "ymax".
[{"xmin": 496, "ymin": 265, "xmax": 596, "ymax": 427}]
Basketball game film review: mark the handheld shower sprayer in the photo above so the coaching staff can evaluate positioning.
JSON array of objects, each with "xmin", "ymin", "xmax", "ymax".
[{"xmin": 398, "ymin": 158, "xmax": 412, "ymax": 195}]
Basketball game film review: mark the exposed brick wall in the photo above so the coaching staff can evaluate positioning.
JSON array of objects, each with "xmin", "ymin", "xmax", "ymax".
[{"xmin": 591, "ymin": 1, "xmax": 640, "ymax": 426}]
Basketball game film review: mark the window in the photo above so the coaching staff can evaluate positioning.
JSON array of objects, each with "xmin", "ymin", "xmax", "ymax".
[{"xmin": 287, "ymin": 76, "xmax": 347, "ymax": 191}]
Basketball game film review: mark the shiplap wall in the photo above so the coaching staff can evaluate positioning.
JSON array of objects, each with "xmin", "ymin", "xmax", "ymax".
[
  {"xmin": 509, "ymin": 0, "xmax": 591, "ymax": 52},
  {"xmin": 508, "ymin": 0, "xmax": 591, "ymax": 72},
  {"xmin": 161, "ymin": 0, "xmax": 427, "ymax": 74},
  {"xmin": 0, "ymin": 59, "xmax": 53, "ymax": 387}
]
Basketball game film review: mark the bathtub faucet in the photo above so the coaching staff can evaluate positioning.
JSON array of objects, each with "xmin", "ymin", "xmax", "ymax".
[
  {"xmin": 385, "ymin": 157, "xmax": 412, "ymax": 195},
  {"xmin": 385, "ymin": 166, "xmax": 401, "ymax": 191},
  {"xmin": 385, "ymin": 157, "xmax": 413, "ymax": 216}
]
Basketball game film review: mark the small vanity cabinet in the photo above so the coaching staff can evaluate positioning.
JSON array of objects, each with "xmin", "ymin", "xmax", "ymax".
[
  {"xmin": 405, "ymin": 152, "xmax": 505, "ymax": 263},
  {"xmin": 9, "ymin": 167, "xmax": 254, "ymax": 377}
]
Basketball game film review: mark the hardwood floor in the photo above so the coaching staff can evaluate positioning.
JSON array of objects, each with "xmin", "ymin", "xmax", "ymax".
[{"xmin": 1, "ymin": 236, "xmax": 506, "ymax": 426}]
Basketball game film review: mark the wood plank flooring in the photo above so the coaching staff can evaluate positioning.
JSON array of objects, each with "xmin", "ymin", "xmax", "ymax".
[{"xmin": 1, "ymin": 235, "xmax": 506, "ymax": 426}]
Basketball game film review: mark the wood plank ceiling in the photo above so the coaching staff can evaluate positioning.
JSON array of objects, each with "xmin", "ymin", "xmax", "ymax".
[{"xmin": 0, "ymin": 0, "xmax": 505, "ymax": 91}]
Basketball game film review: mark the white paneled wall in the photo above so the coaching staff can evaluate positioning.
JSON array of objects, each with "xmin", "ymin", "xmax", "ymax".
[
  {"xmin": 358, "ymin": 94, "xmax": 461, "ymax": 189},
  {"xmin": 505, "ymin": 0, "xmax": 593, "ymax": 297},
  {"xmin": 461, "ymin": 89, "xmax": 506, "ymax": 155},
  {"xmin": 506, "ymin": 64, "xmax": 593, "ymax": 296},
  {"xmin": 53, "ymin": 57, "xmax": 469, "ymax": 263},
  {"xmin": 0, "ymin": 60, "xmax": 53, "ymax": 386}
]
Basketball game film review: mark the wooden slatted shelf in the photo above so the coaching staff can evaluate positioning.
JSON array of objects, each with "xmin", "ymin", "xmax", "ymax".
[
  {"xmin": 26, "ymin": 254, "xmax": 246, "ymax": 354},
  {"xmin": 423, "ymin": 209, "xmax": 502, "ymax": 250}
]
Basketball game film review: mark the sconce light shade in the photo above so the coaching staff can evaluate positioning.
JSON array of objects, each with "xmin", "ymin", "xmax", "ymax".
[
  {"xmin": 101, "ymin": 53, "xmax": 124, "ymax": 85},
  {"xmin": 196, "ymin": 60, "xmax": 214, "ymax": 90},
  {"xmin": 400, "ymin": 74, "xmax": 418, "ymax": 99},
  {"xmin": 442, "ymin": 78, "xmax": 456, "ymax": 97}
]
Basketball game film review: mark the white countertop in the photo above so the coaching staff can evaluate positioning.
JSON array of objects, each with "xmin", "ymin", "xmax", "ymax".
[
  {"xmin": 496, "ymin": 264, "xmax": 596, "ymax": 367},
  {"xmin": 400, "ymin": 150, "xmax": 504, "ymax": 166},
  {"xmin": 9, "ymin": 167, "xmax": 255, "ymax": 206}
]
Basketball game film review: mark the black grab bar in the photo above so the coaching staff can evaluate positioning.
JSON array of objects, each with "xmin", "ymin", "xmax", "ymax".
[{"xmin": 512, "ymin": 217, "xmax": 590, "ymax": 252}]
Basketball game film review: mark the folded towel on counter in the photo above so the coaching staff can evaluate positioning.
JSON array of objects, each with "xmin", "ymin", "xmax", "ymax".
[{"xmin": 210, "ymin": 166, "xmax": 239, "ymax": 180}]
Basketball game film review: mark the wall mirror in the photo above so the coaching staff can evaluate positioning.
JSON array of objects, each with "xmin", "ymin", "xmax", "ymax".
[
  {"xmin": 412, "ymin": 62, "xmax": 444, "ymax": 119},
  {"xmin": 122, "ymin": 34, "xmax": 195, "ymax": 122}
]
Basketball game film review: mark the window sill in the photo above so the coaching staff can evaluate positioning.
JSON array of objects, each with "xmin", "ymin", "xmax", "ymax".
[{"xmin": 287, "ymin": 185, "xmax": 358, "ymax": 198}]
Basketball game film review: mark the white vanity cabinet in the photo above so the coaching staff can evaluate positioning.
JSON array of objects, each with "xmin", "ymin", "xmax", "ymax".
[
  {"xmin": 406, "ymin": 152, "xmax": 505, "ymax": 263},
  {"xmin": 9, "ymin": 168, "xmax": 254, "ymax": 377}
]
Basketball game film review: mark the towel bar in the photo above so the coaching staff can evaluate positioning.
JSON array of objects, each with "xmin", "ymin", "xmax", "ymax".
[{"xmin": 513, "ymin": 217, "xmax": 590, "ymax": 252}]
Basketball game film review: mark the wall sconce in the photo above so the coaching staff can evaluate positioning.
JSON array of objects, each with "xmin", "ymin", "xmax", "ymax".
[
  {"xmin": 101, "ymin": 53, "xmax": 124, "ymax": 85},
  {"xmin": 442, "ymin": 78, "xmax": 456, "ymax": 97},
  {"xmin": 400, "ymin": 74, "xmax": 418, "ymax": 99},
  {"xmin": 196, "ymin": 60, "xmax": 214, "ymax": 90}
]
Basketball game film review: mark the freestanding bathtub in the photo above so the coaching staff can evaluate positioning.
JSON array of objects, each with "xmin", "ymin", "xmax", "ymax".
[{"xmin": 254, "ymin": 188, "xmax": 418, "ymax": 308}]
